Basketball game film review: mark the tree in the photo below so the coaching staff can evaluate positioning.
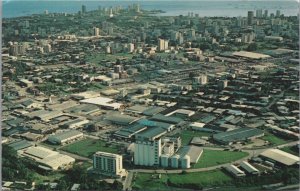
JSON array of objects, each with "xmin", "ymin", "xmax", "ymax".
[{"xmin": 246, "ymin": 43, "xmax": 258, "ymax": 51}]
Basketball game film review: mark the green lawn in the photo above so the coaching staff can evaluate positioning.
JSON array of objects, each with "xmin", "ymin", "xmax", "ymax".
[
  {"xmin": 280, "ymin": 146, "xmax": 299, "ymax": 156},
  {"xmin": 261, "ymin": 133, "xmax": 290, "ymax": 146},
  {"xmin": 168, "ymin": 170, "xmax": 233, "ymax": 187},
  {"xmin": 132, "ymin": 170, "xmax": 233, "ymax": 190},
  {"xmin": 61, "ymin": 138, "xmax": 120, "ymax": 158},
  {"xmin": 180, "ymin": 130, "xmax": 213, "ymax": 145},
  {"xmin": 33, "ymin": 171, "xmax": 65, "ymax": 184},
  {"xmin": 193, "ymin": 149, "xmax": 249, "ymax": 168},
  {"xmin": 132, "ymin": 173, "xmax": 171, "ymax": 191}
]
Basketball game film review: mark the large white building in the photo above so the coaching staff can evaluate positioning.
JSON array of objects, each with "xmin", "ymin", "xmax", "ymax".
[
  {"xmin": 20, "ymin": 146, "xmax": 75, "ymax": 170},
  {"xmin": 134, "ymin": 127, "xmax": 166, "ymax": 166},
  {"xmin": 158, "ymin": 39, "xmax": 169, "ymax": 51},
  {"xmin": 93, "ymin": 27, "xmax": 100, "ymax": 36},
  {"xmin": 93, "ymin": 151, "xmax": 125, "ymax": 177}
]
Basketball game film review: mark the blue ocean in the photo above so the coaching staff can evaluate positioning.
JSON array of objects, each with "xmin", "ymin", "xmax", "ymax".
[{"xmin": 3, "ymin": 0, "xmax": 299, "ymax": 18}]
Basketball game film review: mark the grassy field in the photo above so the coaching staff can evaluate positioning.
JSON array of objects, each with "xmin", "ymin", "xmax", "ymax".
[
  {"xmin": 168, "ymin": 170, "xmax": 233, "ymax": 187},
  {"xmin": 61, "ymin": 138, "xmax": 120, "ymax": 158},
  {"xmin": 261, "ymin": 132, "xmax": 290, "ymax": 146},
  {"xmin": 33, "ymin": 171, "xmax": 65, "ymax": 184},
  {"xmin": 180, "ymin": 130, "xmax": 213, "ymax": 145},
  {"xmin": 280, "ymin": 146, "xmax": 299, "ymax": 156},
  {"xmin": 193, "ymin": 149, "xmax": 249, "ymax": 168},
  {"xmin": 132, "ymin": 170, "xmax": 233, "ymax": 190},
  {"xmin": 132, "ymin": 173, "xmax": 170, "ymax": 191}
]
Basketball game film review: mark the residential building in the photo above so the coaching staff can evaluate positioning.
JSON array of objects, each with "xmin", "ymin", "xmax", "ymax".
[{"xmin": 93, "ymin": 151, "xmax": 125, "ymax": 177}]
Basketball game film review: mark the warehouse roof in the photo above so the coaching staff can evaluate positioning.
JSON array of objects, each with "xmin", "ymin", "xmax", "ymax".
[
  {"xmin": 178, "ymin": 146, "xmax": 203, "ymax": 163},
  {"xmin": 21, "ymin": 146, "xmax": 75, "ymax": 170},
  {"xmin": 106, "ymin": 113, "xmax": 140, "ymax": 125},
  {"xmin": 22, "ymin": 146, "xmax": 58, "ymax": 160},
  {"xmin": 64, "ymin": 104, "xmax": 99, "ymax": 114},
  {"xmin": 138, "ymin": 119, "xmax": 174, "ymax": 130},
  {"xmin": 135, "ymin": 127, "xmax": 166, "ymax": 140},
  {"xmin": 239, "ymin": 161, "xmax": 259, "ymax": 174},
  {"xmin": 40, "ymin": 154, "xmax": 75, "ymax": 170},
  {"xmin": 8, "ymin": 139, "xmax": 32, "ymax": 151},
  {"xmin": 143, "ymin": 106, "xmax": 165, "ymax": 116},
  {"xmin": 213, "ymin": 127, "xmax": 264, "ymax": 144},
  {"xmin": 126, "ymin": 105, "xmax": 148, "ymax": 114},
  {"xmin": 165, "ymin": 109, "xmax": 195, "ymax": 117},
  {"xmin": 259, "ymin": 149, "xmax": 299, "ymax": 166},
  {"xmin": 232, "ymin": 51, "xmax": 271, "ymax": 60},
  {"xmin": 114, "ymin": 123, "xmax": 159, "ymax": 139},
  {"xmin": 225, "ymin": 165, "xmax": 246, "ymax": 176},
  {"xmin": 151, "ymin": 114, "xmax": 182, "ymax": 124},
  {"xmin": 48, "ymin": 130, "xmax": 83, "ymax": 142},
  {"xmin": 80, "ymin": 96, "xmax": 122, "ymax": 110}
]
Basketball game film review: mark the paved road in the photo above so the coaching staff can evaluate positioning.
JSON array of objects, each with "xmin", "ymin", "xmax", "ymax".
[
  {"xmin": 123, "ymin": 171, "xmax": 134, "ymax": 191},
  {"xmin": 275, "ymin": 183, "xmax": 300, "ymax": 190}
]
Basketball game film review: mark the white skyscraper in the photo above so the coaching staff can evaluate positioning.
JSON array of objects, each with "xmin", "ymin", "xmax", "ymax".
[
  {"xmin": 93, "ymin": 151, "xmax": 125, "ymax": 177},
  {"xmin": 158, "ymin": 39, "xmax": 169, "ymax": 51},
  {"xmin": 134, "ymin": 128, "xmax": 166, "ymax": 166},
  {"xmin": 93, "ymin": 27, "xmax": 100, "ymax": 36},
  {"xmin": 200, "ymin": 74, "xmax": 208, "ymax": 85}
]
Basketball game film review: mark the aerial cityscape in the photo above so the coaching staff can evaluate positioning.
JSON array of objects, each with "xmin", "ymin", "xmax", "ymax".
[{"xmin": 2, "ymin": 0, "xmax": 300, "ymax": 190}]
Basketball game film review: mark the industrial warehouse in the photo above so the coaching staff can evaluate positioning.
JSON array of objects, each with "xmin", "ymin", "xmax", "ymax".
[{"xmin": 20, "ymin": 146, "xmax": 75, "ymax": 170}]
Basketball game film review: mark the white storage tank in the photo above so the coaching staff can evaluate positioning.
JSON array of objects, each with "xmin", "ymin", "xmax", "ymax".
[
  {"xmin": 161, "ymin": 154, "xmax": 169, "ymax": 167},
  {"xmin": 181, "ymin": 155, "xmax": 191, "ymax": 169},
  {"xmin": 171, "ymin": 155, "xmax": 179, "ymax": 168}
]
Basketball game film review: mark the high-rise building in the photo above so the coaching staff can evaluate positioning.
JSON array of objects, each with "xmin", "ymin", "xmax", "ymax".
[
  {"xmin": 9, "ymin": 43, "xmax": 26, "ymax": 56},
  {"xmin": 200, "ymin": 74, "xmax": 208, "ymax": 85},
  {"xmin": 188, "ymin": 29, "xmax": 196, "ymax": 39},
  {"xmin": 114, "ymin": 65, "xmax": 123, "ymax": 73},
  {"xmin": 158, "ymin": 39, "xmax": 168, "ymax": 51},
  {"xmin": 247, "ymin": 11, "xmax": 254, "ymax": 25},
  {"xmin": 93, "ymin": 27, "xmax": 100, "ymax": 36},
  {"xmin": 107, "ymin": 27, "xmax": 114, "ymax": 35},
  {"xmin": 264, "ymin": 10, "xmax": 268, "ymax": 18},
  {"xmin": 134, "ymin": 128, "xmax": 166, "ymax": 166},
  {"xmin": 24, "ymin": 20, "xmax": 30, "ymax": 28},
  {"xmin": 256, "ymin": 9, "xmax": 263, "ymax": 18},
  {"xmin": 109, "ymin": 8, "xmax": 114, "ymax": 18},
  {"xmin": 93, "ymin": 152, "xmax": 125, "ymax": 177},
  {"xmin": 82, "ymin": 5, "xmax": 87, "ymax": 14},
  {"xmin": 276, "ymin": 10, "xmax": 281, "ymax": 17}
]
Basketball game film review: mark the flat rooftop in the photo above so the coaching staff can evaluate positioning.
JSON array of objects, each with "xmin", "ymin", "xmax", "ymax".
[{"xmin": 232, "ymin": 51, "xmax": 271, "ymax": 60}]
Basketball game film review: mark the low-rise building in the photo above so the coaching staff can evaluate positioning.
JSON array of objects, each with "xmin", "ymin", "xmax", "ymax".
[
  {"xmin": 20, "ymin": 146, "xmax": 75, "ymax": 170},
  {"xmin": 225, "ymin": 165, "xmax": 246, "ymax": 177},
  {"xmin": 47, "ymin": 130, "xmax": 83, "ymax": 145}
]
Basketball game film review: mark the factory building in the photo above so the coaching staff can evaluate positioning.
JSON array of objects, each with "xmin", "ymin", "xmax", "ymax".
[
  {"xmin": 47, "ymin": 130, "xmax": 84, "ymax": 145},
  {"xmin": 20, "ymin": 146, "xmax": 75, "ymax": 171}
]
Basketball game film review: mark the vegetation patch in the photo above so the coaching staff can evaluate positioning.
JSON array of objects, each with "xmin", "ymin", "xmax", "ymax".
[
  {"xmin": 193, "ymin": 149, "xmax": 249, "ymax": 168},
  {"xmin": 61, "ymin": 138, "xmax": 120, "ymax": 158}
]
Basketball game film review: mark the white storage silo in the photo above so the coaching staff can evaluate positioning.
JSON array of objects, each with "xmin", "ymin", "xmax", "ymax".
[{"xmin": 181, "ymin": 155, "xmax": 191, "ymax": 169}]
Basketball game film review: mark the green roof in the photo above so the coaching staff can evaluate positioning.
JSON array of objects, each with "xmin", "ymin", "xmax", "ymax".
[
  {"xmin": 8, "ymin": 139, "xmax": 32, "ymax": 150},
  {"xmin": 213, "ymin": 127, "xmax": 264, "ymax": 144}
]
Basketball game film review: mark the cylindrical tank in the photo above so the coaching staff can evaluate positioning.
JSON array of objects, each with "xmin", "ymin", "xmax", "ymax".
[
  {"xmin": 171, "ymin": 155, "xmax": 179, "ymax": 168},
  {"xmin": 161, "ymin": 154, "xmax": 169, "ymax": 167},
  {"xmin": 181, "ymin": 155, "xmax": 191, "ymax": 169}
]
